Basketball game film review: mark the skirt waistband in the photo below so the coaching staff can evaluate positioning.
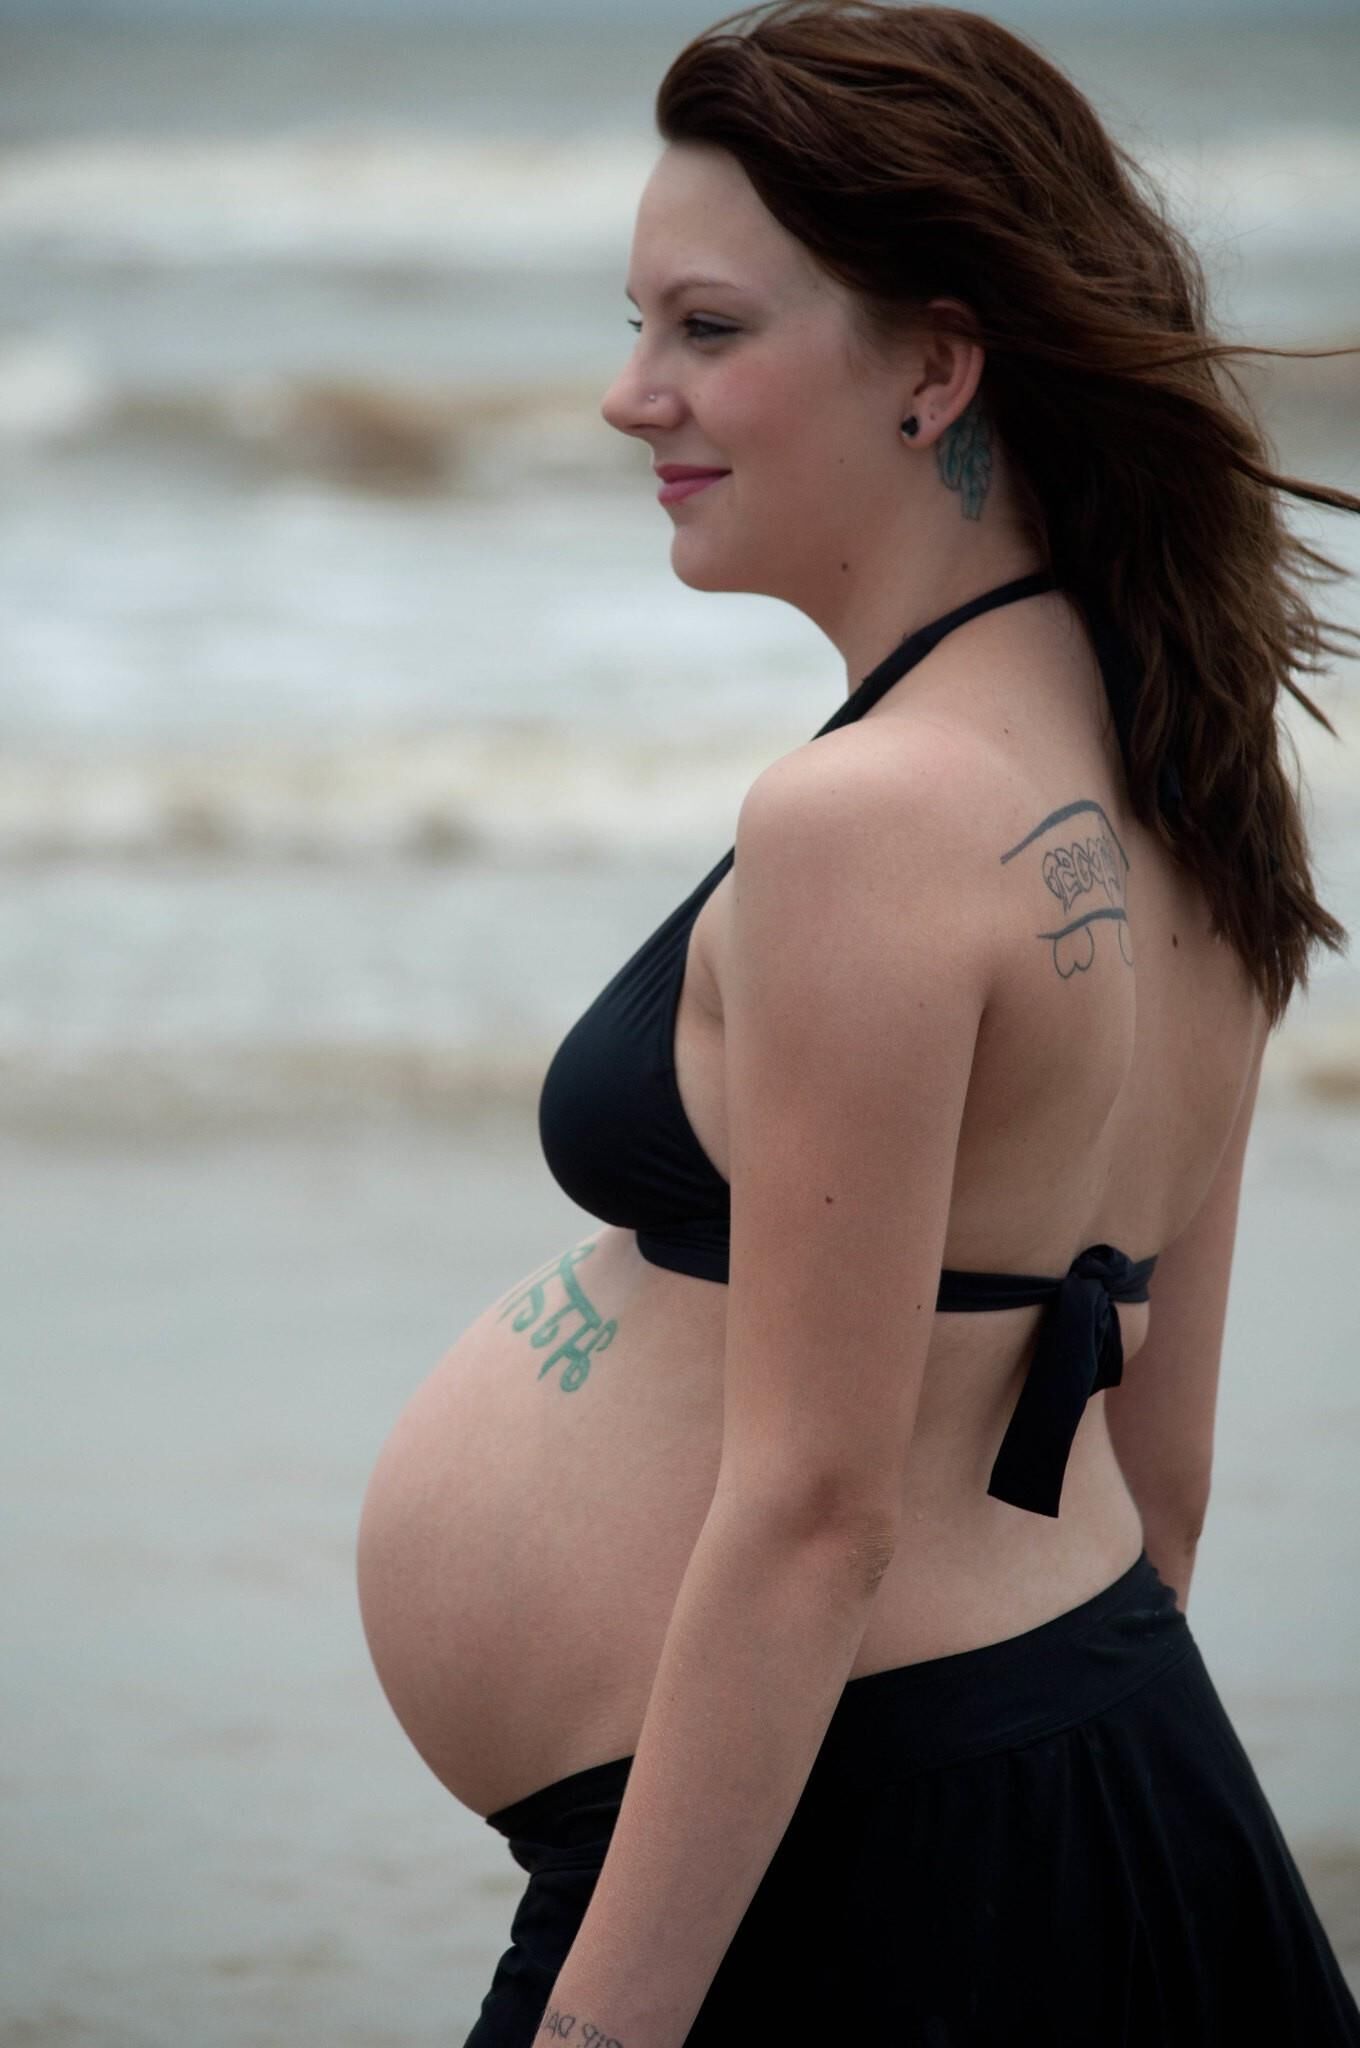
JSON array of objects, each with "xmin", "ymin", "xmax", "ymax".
[{"xmin": 485, "ymin": 1548, "xmax": 1189, "ymax": 1861}]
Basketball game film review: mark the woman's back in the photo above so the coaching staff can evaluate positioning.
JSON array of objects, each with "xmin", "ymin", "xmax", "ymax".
[{"xmin": 898, "ymin": 584, "xmax": 1267, "ymax": 1271}]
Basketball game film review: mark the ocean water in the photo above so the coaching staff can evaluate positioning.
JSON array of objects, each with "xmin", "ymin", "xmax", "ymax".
[{"xmin": 0, "ymin": 11, "xmax": 1357, "ymax": 1127}]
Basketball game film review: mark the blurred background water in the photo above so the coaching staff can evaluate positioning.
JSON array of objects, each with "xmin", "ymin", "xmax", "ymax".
[
  {"xmin": 1, "ymin": 0, "xmax": 1359, "ymax": 1126},
  {"xmin": 2, "ymin": 2, "xmax": 1358, "ymax": 2043}
]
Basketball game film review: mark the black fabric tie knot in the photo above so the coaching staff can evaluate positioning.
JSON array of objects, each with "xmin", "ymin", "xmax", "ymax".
[{"xmin": 986, "ymin": 1242, "xmax": 1147, "ymax": 1520}]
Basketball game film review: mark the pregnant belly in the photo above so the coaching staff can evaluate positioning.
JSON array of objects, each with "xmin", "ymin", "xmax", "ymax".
[
  {"xmin": 355, "ymin": 1226, "xmax": 728, "ymax": 1818},
  {"xmin": 357, "ymin": 1225, "xmax": 1150, "ymax": 1819}
]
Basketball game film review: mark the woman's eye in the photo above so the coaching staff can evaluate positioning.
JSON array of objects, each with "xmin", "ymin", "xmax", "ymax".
[{"xmin": 625, "ymin": 316, "xmax": 734, "ymax": 342}]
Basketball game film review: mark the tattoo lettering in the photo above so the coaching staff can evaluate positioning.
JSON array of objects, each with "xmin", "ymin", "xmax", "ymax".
[
  {"xmin": 1040, "ymin": 831, "xmax": 1123, "ymax": 915},
  {"xmin": 538, "ymin": 2018, "xmax": 623, "ymax": 2048},
  {"xmin": 496, "ymin": 1239, "xmax": 618, "ymax": 1392},
  {"xmin": 1000, "ymin": 798, "xmax": 1133, "ymax": 978},
  {"xmin": 936, "ymin": 396, "xmax": 992, "ymax": 521}
]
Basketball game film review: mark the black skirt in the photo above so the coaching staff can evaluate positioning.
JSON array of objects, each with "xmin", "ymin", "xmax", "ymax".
[{"xmin": 465, "ymin": 1551, "xmax": 1360, "ymax": 2045}]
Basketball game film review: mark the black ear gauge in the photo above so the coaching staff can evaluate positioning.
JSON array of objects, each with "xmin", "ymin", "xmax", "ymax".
[{"xmin": 900, "ymin": 414, "xmax": 920, "ymax": 437}]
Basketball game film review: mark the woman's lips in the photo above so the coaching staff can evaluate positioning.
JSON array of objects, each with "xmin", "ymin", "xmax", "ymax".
[{"xmin": 657, "ymin": 472, "xmax": 728, "ymax": 505}]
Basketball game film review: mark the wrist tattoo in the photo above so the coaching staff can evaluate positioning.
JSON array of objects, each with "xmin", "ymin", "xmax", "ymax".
[{"xmin": 539, "ymin": 2016, "xmax": 624, "ymax": 2048}]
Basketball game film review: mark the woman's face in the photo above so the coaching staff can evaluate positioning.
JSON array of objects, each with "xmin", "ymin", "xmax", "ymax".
[{"xmin": 600, "ymin": 142, "xmax": 923, "ymax": 615}]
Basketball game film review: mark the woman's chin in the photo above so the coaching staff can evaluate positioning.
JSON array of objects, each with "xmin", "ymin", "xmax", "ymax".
[{"xmin": 667, "ymin": 539, "xmax": 750, "ymax": 594}]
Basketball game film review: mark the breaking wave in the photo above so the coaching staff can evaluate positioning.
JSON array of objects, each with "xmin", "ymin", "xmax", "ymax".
[{"xmin": 0, "ymin": 725, "xmax": 775, "ymax": 861}]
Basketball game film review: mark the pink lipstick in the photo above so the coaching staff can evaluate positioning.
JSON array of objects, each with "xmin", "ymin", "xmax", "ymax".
[{"xmin": 655, "ymin": 465, "xmax": 729, "ymax": 505}]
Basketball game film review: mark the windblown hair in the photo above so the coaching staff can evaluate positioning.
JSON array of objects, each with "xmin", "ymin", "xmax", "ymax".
[{"xmin": 655, "ymin": 0, "xmax": 1357, "ymax": 1026}]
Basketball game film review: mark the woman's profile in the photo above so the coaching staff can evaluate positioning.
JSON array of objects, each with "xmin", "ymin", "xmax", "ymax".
[{"xmin": 355, "ymin": 4, "xmax": 1360, "ymax": 2041}]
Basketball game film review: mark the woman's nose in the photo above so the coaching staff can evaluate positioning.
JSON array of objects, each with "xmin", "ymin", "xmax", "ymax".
[{"xmin": 600, "ymin": 368, "xmax": 675, "ymax": 437}]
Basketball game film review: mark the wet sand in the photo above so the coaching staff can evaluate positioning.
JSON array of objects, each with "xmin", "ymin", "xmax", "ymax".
[{"xmin": 2, "ymin": 1085, "xmax": 1357, "ymax": 2044}]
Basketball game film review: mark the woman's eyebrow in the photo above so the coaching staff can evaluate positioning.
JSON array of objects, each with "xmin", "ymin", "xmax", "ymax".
[{"xmin": 624, "ymin": 275, "xmax": 746, "ymax": 306}]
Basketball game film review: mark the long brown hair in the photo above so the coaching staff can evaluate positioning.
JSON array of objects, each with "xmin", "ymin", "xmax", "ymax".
[{"xmin": 654, "ymin": 0, "xmax": 1357, "ymax": 1026}]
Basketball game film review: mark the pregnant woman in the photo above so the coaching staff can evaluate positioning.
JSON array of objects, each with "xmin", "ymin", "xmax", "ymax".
[{"xmin": 356, "ymin": 4, "xmax": 1360, "ymax": 2042}]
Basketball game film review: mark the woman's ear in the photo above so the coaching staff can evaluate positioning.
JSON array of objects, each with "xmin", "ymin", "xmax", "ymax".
[{"xmin": 905, "ymin": 300, "xmax": 986, "ymax": 445}]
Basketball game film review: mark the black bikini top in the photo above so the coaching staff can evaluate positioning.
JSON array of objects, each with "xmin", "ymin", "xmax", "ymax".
[{"xmin": 538, "ymin": 570, "xmax": 1160, "ymax": 1519}]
